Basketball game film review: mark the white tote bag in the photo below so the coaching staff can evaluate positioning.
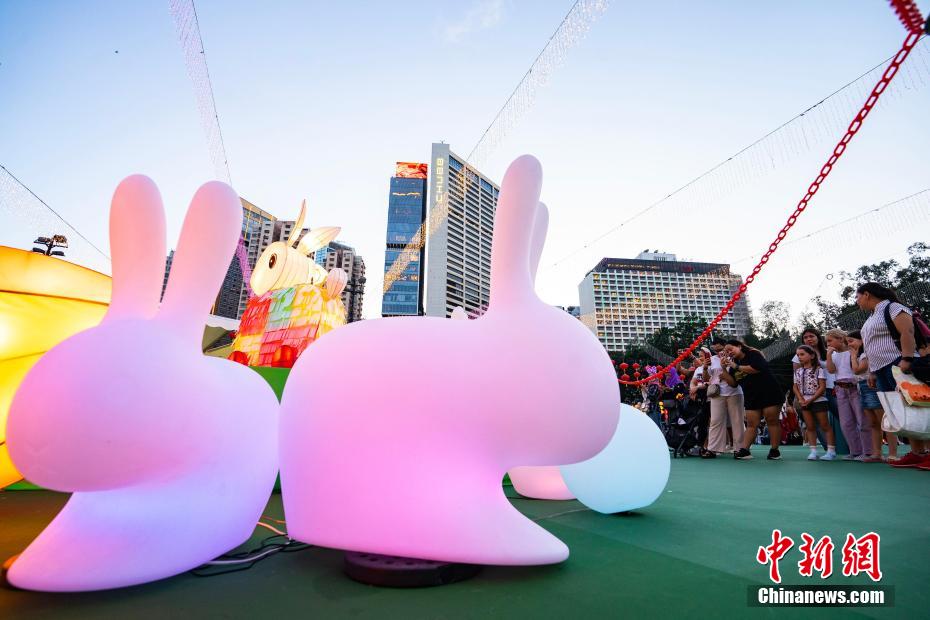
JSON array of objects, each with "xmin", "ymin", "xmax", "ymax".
[{"xmin": 878, "ymin": 391, "xmax": 930, "ymax": 439}]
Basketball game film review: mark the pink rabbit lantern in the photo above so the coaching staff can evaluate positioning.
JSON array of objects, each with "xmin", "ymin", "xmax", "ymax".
[
  {"xmin": 279, "ymin": 155, "xmax": 619, "ymax": 565},
  {"xmin": 5, "ymin": 176, "xmax": 280, "ymax": 591}
]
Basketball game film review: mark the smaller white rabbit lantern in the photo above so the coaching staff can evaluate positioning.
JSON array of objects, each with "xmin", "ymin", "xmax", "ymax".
[
  {"xmin": 249, "ymin": 199, "xmax": 340, "ymax": 296},
  {"xmin": 279, "ymin": 155, "xmax": 620, "ymax": 565},
  {"xmin": 509, "ymin": 404, "xmax": 671, "ymax": 511},
  {"xmin": 5, "ymin": 176, "xmax": 280, "ymax": 591},
  {"xmin": 561, "ymin": 404, "xmax": 670, "ymax": 514}
]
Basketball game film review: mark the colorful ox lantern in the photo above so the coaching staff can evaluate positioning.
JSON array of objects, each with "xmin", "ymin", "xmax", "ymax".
[{"xmin": 229, "ymin": 200, "xmax": 348, "ymax": 368}]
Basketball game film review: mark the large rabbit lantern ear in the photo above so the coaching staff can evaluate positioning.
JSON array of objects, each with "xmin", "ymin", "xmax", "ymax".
[
  {"xmin": 287, "ymin": 199, "xmax": 308, "ymax": 246},
  {"xmin": 296, "ymin": 226, "xmax": 341, "ymax": 257},
  {"xmin": 106, "ymin": 175, "xmax": 167, "ymax": 322},
  {"xmin": 488, "ymin": 155, "xmax": 543, "ymax": 311},
  {"xmin": 159, "ymin": 181, "xmax": 242, "ymax": 344}
]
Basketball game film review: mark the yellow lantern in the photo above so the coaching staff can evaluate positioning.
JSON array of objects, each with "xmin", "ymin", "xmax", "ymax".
[{"xmin": 0, "ymin": 246, "xmax": 111, "ymax": 487}]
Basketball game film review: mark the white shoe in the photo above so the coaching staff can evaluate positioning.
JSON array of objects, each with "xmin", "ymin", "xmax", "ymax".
[
  {"xmin": 842, "ymin": 454, "xmax": 857, "ymax": 461},
  {"xmin": 854, "ymin": 454, "xmax": 867, "ymax": 462},
  {"xmin": 820, "ymin": 452, "xmax": 837, "ymax": 461},
  {"xmin": 808, "ymin": 452, "xmax": 819, "ymax": 461}
]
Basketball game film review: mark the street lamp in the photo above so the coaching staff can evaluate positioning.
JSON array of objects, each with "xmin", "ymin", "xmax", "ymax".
[{"xmin": 32, "ymin": 234, "xmax": 68, "ymax": 257}]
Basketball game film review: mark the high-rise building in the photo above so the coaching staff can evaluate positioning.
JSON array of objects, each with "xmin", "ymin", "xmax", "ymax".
[
  {"xmin": 213, "ymin": 251, "xmax": 244, "ymax": 319},
  {"xmin": 316, "ymin": 241, "xmax": 366, "ymax": 322},
  {"xmin": 208, "ymin": 199, "xmax": 277, "ymax": 319},
  {"xmin": 235, "ymin": 199, "xmax": 277, "ymax": 318},
  {"xmin": 382, "ymin": 162, "xmax": 428, "ymax": 317},
  {"xmin": 160, "ymin": 249, "xmax": 175, "ymax": 301},
  {"xmin": 424, "ymin": 143, "xmax": 499, "ymax": 318},
  {"xmin": 578, "ymin": 251, "xmax": 751, "ymax": 353}
]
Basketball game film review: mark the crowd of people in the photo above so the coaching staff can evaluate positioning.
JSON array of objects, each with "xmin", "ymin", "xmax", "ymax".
[{"xmin": 637, "ymin": 282, "xmax": 930, "ymax": 466}]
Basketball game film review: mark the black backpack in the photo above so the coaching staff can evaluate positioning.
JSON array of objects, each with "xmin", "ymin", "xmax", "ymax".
[
  {"xmin": 883, "ymin": 303, "xmax": 929, "ymax": 351},
  {"xmin": 884, "ymin": 302, "xmax": 930, "ymax": 382}
]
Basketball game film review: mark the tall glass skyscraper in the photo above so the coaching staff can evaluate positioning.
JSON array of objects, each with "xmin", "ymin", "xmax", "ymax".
[{"xmin": 382, "ymin": 162, "xmax": 428, "ymax": 316}]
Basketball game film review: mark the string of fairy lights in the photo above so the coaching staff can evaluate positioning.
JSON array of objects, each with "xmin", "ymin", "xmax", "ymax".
[
  {"xmin": 168, "ymin": 0, "xmax": 231, "ymax": 185},
  {"xmin": 169, "ymin": 0, "xmax": 255, "ymax": 293},
  {"xmin": 548, "ymin": 35, "xmax": 930, "ymax": 272},
  {"xmin": 381, "ymin": 30, "xmax": 930, "ymax": 297},
  {"xmin": 0, "ymin": 164, "xmax": 111, "ymax": 273},
  {"xmin": 381, "ymin": 0, "xmax": 611, "ymax": 295},
  {"xmin": 730, "ymin": 189, "xmax": 930, "ymax": 269},
  {"xmin": 574, "ymin": 186, "xmax": 930, "ymax": 348},
  {"xmin": 0, "ymin": 5, "xmax": 926, "ymax": 320},
  {"xmin": 466, "ymin": 0, "xmax": 611, "ymax": 168}
]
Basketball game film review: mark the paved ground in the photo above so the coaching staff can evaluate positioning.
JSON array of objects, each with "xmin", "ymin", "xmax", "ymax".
[{"xmin": 2, "ymin": 446, "xmax": 928, "ymax": 619}]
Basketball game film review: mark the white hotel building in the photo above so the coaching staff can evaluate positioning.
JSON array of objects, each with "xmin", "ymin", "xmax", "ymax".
[{"xmin": 578, "ymin": 251, "xmax": 751, "ymax": 353}]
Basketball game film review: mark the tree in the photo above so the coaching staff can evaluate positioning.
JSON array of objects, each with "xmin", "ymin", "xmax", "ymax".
[
  {"xmin": 796, "ymin": 296, "xmax": 844, "ymax": 335},
  {"xmin": 749, "ymin": 300, "xmax": 791, "ymax": 348},
  {"xmin": 897, "ymin": 242, "xmax": 930, "ymax": 284},
  {"xmin": 838, "ymin": 241, "xmax": 930, "ymax": 318},
  {"xmin": 31, "ymin": 234, "xmax": 68, "ymax": 257},
  {"xmin": 609, "ymin": 346, "xmax": 657, "ymax": 367},
  {"xmin": 644, "ymin": 314, "xmax": 708, "ymax": 354}
]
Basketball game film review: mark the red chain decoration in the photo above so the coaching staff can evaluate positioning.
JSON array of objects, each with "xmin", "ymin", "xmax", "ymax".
[
  {"xmin": 619, "ymin": 30, "xmax": 922, "ymax": 387},
  {"xmin": 889, "ymin": 0, "xmax": 927, "ymax": 35}
]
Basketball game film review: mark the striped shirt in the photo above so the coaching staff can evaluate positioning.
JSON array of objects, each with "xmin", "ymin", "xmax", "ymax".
[{"xmin": 861, "ymin": 300, "xmax": 912, "ymax": 371}]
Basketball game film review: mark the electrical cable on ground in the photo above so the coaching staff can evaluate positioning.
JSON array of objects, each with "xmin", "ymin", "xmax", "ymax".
[{"xmin": 191, "ymin": 520, "xmax": 313, "ymax": 577}]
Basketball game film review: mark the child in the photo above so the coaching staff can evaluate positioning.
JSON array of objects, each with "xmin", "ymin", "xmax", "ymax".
[
  {"xmin": 825, "ymin": 328, "xmax": 873, "ymax": 461},
  {"xmin": 793, "ymin": 345, "xmax": 837, "ymax": 460},
  {"xmin": 847, "ymin": 330, "xmax": 898, "ymax": 462}
]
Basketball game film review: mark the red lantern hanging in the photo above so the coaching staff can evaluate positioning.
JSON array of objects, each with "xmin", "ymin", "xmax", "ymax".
[
  {"xmin": 620, "ymin": 374, "xmax": 630, "ymax": 382},
  {"xmin": 620, "ymin": 362, "xmax": 629, "ymax": 370},
  {"xmin": 632, "ymin": 363, "xmax": 640, "ymax": 370},
  {"xmin": 633, "ymin": 371, "xmax": 641, "ymax": 379}
]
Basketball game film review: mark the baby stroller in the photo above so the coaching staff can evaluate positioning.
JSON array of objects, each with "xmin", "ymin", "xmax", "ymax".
[{"xmin": 664, "ymin": 385, "xmax": 707, "ymax": 457}]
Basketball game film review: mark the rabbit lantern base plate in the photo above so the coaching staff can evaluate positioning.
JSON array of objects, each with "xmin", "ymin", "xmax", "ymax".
[
  {"xmin": 343, "ymin": 552, "xmax": 481, "ymax": 588},
  {"xmin": 280, "ymin": 155, "xmax": 620, "ymax": 565},
  {"xmin": 4, "ymin": 176, "xmax": 279, "ymax": 591}
]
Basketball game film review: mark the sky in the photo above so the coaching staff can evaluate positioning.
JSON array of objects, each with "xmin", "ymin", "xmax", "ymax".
[{"xmin": 1, "ymin": 0, "xmax": 928, "ymax": 324}]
